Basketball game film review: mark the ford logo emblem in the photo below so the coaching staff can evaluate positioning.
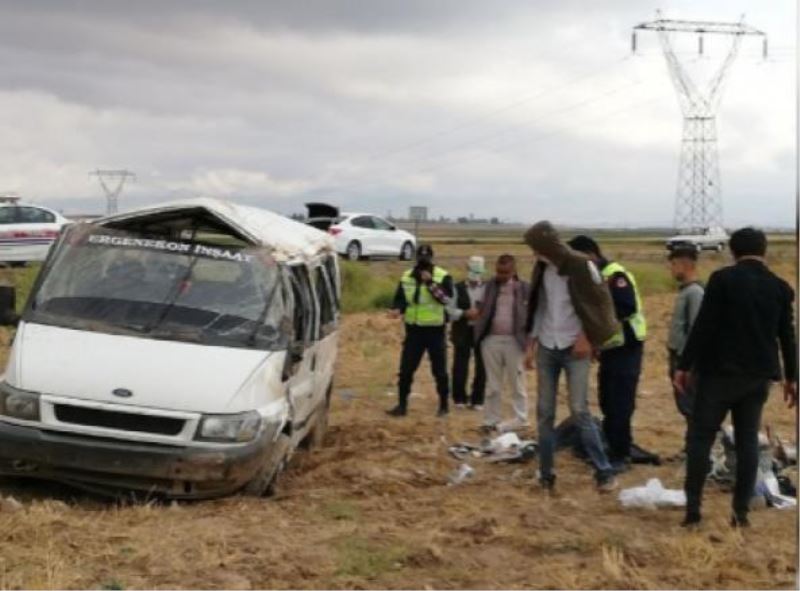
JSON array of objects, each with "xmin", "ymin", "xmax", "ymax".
[{"xmin": 112, "ymin": 388, "xmax": 133, "ymax": 398}]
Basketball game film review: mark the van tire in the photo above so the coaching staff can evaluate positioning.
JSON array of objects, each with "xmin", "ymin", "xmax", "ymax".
[
  {"xmin": 400, "ymin": 241, "xmax": 414, "ymax": 261},
  {"xmin": 346, "ymin": 241, "xmax": 362, "ymax": 261},
  {"xmin": 243, "ymin": 432, "xmax": 290, "ymax": 497}
]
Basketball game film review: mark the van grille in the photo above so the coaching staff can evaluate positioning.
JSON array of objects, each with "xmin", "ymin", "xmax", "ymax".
[{"xmin": 53, "ymin": 405, "xmax": 185, "ymax": 436}]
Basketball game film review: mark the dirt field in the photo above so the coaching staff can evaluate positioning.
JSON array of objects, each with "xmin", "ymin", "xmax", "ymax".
[{"xmin": 0, "ymin": 237, "xmax": 797, "ymax": 590}]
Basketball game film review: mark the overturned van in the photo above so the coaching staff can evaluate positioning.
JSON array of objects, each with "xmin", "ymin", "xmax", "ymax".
[{"xmin": 0, "ymin": 198, "xmax": 340, "ymax": 498}]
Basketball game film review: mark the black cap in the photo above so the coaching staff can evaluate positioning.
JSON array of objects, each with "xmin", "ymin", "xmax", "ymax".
[
  {"xmin": 668, "ymin": 246, "xmax": 699, "ymax": 261},
  {"xmin": 416, "ymin": 243, "xmax": 434, "ymax": 260},
  {"xmin": 567, "ymin": 235, "xmax": 601, "ymax": 257}
]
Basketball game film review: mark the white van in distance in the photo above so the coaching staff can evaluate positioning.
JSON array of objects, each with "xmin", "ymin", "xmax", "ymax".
[{"xmin": 0, "ymin": 198, "xmax": 340, "ymax": 498}]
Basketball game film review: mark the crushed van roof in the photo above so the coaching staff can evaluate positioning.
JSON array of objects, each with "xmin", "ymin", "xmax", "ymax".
[{"xmin": 96, "ymin": 197, "xmax": 334, "ymax": 262}]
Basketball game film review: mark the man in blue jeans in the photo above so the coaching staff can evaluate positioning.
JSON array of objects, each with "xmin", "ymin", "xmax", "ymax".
[{"xmin": 523, "ymin": 221, "xmax": 619, "ymax": 493}]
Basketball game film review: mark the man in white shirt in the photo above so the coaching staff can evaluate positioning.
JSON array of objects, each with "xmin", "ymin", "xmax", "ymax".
[{"xmin": 523, "ymin": 221, "xmax": 618, "ymax": 493}]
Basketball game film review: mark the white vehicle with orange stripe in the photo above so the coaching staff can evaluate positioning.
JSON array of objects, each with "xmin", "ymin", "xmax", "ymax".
[{"xmin": 0, "ymin": 203, "xmax": 69, "ymax": 265}]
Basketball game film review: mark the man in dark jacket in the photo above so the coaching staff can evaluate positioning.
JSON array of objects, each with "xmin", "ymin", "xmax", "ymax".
[
  {"xmin": 675, "ymin": 227, "xmax": 798, "ymax": 528},
  {"xmin": 523, "ymin": 221, "xmax": 618, "ymax": 493},
  {"xmin": 450, "ymin": 256, "xmax": 486, "ymax": 409},
  {"xmin": 387, "ymin": 244, "xmax": 454, "ymax": 418},
  {"xmin": 473, "ymin": 254, "xmax": 531, "ymax": 431},
  {"xmin": 568, "ymin": 235, "xmax": 647, "ymax": 473}
]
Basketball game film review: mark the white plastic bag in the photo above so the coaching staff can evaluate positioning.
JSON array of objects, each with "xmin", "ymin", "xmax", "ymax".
[{"xmin": 619, "ymin": 478, "xmax": 686, "ymax": 509}]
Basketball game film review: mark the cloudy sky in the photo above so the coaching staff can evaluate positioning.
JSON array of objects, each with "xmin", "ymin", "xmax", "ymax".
[{"xmin": 0, "ymin": 0, "xmax": 795, "ymax": 227}]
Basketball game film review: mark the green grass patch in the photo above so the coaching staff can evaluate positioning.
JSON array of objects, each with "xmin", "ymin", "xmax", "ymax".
[
  {"xmin": 320, "ymin": 500, "xmax": 361, "ymax": 521},
  {"xmin": 340, "ymin": 261, "xmax": 397, "ymax": 313},
  {"xmin": 626, "ymin": 263, "xmax": 676, "ymax": 297},
  {"xmin": 335, "ymin": 536, "xmax": 409, "ymax": 579}
]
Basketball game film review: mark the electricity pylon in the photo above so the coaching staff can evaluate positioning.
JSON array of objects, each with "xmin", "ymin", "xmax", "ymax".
[
  {"xmin": 90, "ymin": 169, "xmax": 135, "ymax": 214},
  {"xmin": 633, "ymin": 14, "xmax": 767, "ymax": 233}
]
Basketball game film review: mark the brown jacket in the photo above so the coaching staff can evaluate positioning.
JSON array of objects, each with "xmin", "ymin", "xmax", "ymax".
[
  {"xmin": 474, "ymin": 277, "xmax": 531, "ymax": 351},
  {"xmin": 523, "ymin": 221, "xmax": 617, "ymax": 348}
]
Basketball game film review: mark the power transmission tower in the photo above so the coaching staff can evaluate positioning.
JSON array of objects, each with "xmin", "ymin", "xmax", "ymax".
[
  {"xmin": 633, "ymin": 14, "xmax": 767, "ymax": 233},
  {"xmin": 90, "ymin": 169, "xmax": 136, "ymax": 214}
]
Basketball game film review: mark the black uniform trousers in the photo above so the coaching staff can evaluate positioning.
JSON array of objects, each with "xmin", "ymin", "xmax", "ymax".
[
  {"xmin": 685, "ymin": 374, "xmax": 768, "ymax": 518},
  {"xmin": 598, "ymin": 341, "xmax": 644, "ymax": 462},
  {"xmin": 398, "ymin": 324, "xmax": 449, "ymax": 411},
  {"xmin": 451, "ymin": 336, "xmax": 486, "ymax": 406}
]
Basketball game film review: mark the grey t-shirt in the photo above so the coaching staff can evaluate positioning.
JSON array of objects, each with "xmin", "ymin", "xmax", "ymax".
[{"xmin": 668, "ymin": 281, "xmax": 705, "ymax": 354}]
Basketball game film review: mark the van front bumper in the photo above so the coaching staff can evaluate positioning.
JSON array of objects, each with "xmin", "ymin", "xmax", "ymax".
[{"xmin": 0, "ymin": 420, "xmax": 279, "ymax": 499}]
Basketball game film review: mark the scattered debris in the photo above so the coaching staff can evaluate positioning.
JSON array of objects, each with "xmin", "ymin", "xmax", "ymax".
[
  {"xmin": 447, "ymin": 433, "xmax": 538, "ymax": 464},
  {"xmin": 709, "ymin": 425, "xmax": 797, "ymax": 509},
  {"xmin": 338, "ymin": 389, "xmax": 357, "ymax": 401},
  {"xmin": 447, "ymin": 463, "xmax": 475, "ymax": 486},
  {"xmin": 619, "ymin": 478, "xmax": 686, "ymax": 509}
]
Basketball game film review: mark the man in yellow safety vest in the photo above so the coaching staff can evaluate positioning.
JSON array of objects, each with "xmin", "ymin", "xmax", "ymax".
[
  {"xmin": 387, "ymin": 244, "xmax": 454, "ymax": 417},
  {"xmin": 568, "ymin": 235, "xmax": 647, "ymax": 473}
]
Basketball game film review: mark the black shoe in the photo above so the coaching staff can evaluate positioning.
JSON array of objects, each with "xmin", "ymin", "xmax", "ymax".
[
  {"xmin": 436, "ymin": 407, "xmax": 449, "ymax": 418},
  {"xmin": 539, "ymin": 474, "xmax": 556, "ymax": 492},
  {"xmin": 730, "ymin": 513, "xmax": 750, "ymax": 528},
  {"xmin": 610, "ymin": 459, "xmax": 631, "ymax": 475},
  {"xmin": 386, "ymin": 406, "xmax": 407, "ymax": 417},
  {"xmin": 681, "ymin": 512, "xmax": 702, "ymax": 528}
]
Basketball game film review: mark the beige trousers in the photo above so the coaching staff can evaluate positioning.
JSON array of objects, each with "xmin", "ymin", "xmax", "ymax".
[{"xmin": 480, "ymin": 335, "xmax": 528, "ymax": 426}]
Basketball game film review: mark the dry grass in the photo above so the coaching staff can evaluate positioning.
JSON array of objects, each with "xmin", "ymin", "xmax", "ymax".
[{"xmin": 0, "ymin": 238, "xmax": 796, "ymax": 589}]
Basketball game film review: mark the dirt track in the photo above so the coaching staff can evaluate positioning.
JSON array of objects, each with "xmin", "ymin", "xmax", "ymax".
[{"xmin": 0, "ymin": 287, "xmax": 797, "ymax": 590}]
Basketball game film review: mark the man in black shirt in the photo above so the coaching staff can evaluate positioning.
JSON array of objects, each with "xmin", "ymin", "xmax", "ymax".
[{"xmin": 674, "ymin": 227, "xmax": 798, "ymax": 528}]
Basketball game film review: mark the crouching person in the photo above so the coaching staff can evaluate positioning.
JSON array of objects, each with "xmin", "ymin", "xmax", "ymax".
[
  {"xmin": 523, "ymin": 221, "xmax": 619, "ymax": 493},
  {"xmin": 474, "ymin": 255, "xmax": 531, "ymax": 432}
]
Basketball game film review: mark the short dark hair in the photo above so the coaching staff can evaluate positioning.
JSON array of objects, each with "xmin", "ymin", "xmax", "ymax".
[
  {"xmin": 567, "ymin": 235, "xmax": 602, "ymax": 257},
  {"xmin": 497, "ymin": 253, "xmax": 516, "ymax": 266},
  {"xmin": 668, "ymin": 247, "xmax": 698, "ymax": 262},
  {"xmin": 729, "ymin": 227, "xmax": 767, "ymax": 258}
]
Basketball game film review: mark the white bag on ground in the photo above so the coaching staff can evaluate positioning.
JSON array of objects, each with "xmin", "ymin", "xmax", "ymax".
[{"xmin": 619, "ymin": 478, "xmax": 686, "ymax": 509}]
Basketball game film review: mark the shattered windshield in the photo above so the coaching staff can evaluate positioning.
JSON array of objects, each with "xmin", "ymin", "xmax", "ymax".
[{"xmin": 26, "ymin": 224, "xmax": 291, "ymax": 350}]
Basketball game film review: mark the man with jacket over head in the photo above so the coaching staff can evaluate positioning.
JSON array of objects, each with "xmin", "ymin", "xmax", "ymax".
[
  {"xmin": 675, "ymin": 227, "xmax": 797, "ymax": 529},
  {"xmin": 450, "ymin": 256, "xmax": 487, "ymax": 410},
  {"xmin": 387, "ymin": 244, "xmax": 454, "ymax": 418},
  {"xmin": 523, "ymin": 221, "xmax": 618, "ymax": 493}
]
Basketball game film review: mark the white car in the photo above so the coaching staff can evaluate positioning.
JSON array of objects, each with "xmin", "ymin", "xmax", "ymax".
[
  {"xmin": 0, "ymin": 203, "xmax": 70, "ymax": 265},
  {"xmin": 666, "ymin": 226, "xmax": 728, "ymax": 253},
  {"xmin": 305, "ymin": 203, "xmax": 416, "ymax": 261}
]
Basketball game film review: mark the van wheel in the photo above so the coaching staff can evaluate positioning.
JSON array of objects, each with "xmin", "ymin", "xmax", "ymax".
[
  {"xmin": 346, "ymin": 241, "xmax": 361, "ymax": 261},
  {"xmin": 400, "ymin": 241, "xmax": 414, "ymax": 261},
  {"xmin": 243, "ymin": 432, "xmax": 290, "ymax": 497}
]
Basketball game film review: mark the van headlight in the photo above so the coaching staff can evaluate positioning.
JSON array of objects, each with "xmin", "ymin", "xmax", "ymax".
[
  {"xmin": 196, "ymin": 411, "xmax": 262, "ymax": 443},
  {"xmin": 0, "ymin": 383, "xmax": 40, "ymax": 421}
]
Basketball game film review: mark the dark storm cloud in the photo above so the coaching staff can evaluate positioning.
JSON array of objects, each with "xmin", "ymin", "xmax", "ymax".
[{"xmin": 0, "ymin": 0, "xmax": 793, "ymax": 226}]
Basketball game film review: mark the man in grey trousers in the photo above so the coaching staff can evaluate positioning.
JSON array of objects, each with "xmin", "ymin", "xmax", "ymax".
[
  {"xmin": 667, "ymin": 247, "xmax": 704, "ymax": 429},
  {"xmin": 474, "ymin": 254, "xmax": 531, "ymax": 432}
]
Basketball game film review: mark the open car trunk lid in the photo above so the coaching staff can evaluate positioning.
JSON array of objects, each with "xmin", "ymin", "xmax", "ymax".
[{"xmin": 305, "ymin": 203, "xmax": 340, "ymax": 231}]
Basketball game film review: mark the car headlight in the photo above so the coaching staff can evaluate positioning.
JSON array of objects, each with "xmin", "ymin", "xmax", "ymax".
[
  {"xmin": 0, "ymin": 383, "xmax": 41, "ymax": 421},
  {"xmin": 196, "ymin": 411, "xmax": 262, "ymax": 443}
]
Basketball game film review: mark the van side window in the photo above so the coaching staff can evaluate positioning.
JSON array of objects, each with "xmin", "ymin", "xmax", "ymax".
[
  {"xmin": 323, "ymin": 254, "xmax": 340, "ymax": 308},
  {"xmin": 289, "ymin": 265, "xmax": 317, "ymax": 345},
  {"xmin": 315, "ymin": 266, "xmax": 337, "ymax": 336}
]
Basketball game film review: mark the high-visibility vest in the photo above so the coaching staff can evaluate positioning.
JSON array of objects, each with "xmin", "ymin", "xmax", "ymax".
[
  {"xmin": 602, "ymin": 261, "xmax": 647, "ymax": 348},
  {"xmin": 401, "ymin": 266, "xmax": 448, "ymax": 326}
]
